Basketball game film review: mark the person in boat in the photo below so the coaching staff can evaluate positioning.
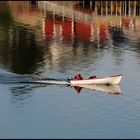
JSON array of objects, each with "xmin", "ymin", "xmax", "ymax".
[
  {"xmin": 67, "ymin": 73, "xmax": 83, "ymax": 81},
  {"xmin": 74, "ymin": 73, "xmax": 97, "ymax": 80},
  {"xmin": 74, "ymin": 73, "xmax": 96, "ymax": 80},
  {"xmin": 74, "ymin": 73, "xmax": 83, "ymax": 80},
  {"xmin": 67, "ymin": 73, "xmax": 96, "ymax": 81}
]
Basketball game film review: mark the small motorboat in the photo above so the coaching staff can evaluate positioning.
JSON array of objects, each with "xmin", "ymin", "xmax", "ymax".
[{"xmin": 0, "ymin": 72, "xmax": 123, "ymax": 86}]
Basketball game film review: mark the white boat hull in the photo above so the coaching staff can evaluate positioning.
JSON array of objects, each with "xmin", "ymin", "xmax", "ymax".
[{"xmin": 70, "ymin": 74, "xmax": 123, "ymax": 85}]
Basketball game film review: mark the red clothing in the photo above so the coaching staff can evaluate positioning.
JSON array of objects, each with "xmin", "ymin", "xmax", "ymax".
[{"xmin": 74, "ymin": 73, "xmax": 82, "ymax": 80}]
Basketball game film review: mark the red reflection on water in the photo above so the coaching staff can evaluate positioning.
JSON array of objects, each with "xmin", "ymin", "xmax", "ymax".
[
  {"xmin": 121, "ymin": 18, "xmax": 134, "ymax": 28},
  {"xmin": 43, "ymin": 17, "xmax": 92, "ymax": 42},
  {"xmin": 61, "ymin": 19, "xmax": 72, "ymax": 41},
  {"xmin": 75, "ymin": 21, "xmax": 91, "ymax": 42},
  {"xmin": 44, "ymin": 18, "xmax": 54, "ymax": 40},
  {"xmin": 99, "ymin": 24, "xmax": 107, "ymax": 42}
]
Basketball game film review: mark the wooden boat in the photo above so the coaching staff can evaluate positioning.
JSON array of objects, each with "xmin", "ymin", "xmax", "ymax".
[{"xmin": 69, "ymin": 74, "xmax": 123, "ymax": 85}]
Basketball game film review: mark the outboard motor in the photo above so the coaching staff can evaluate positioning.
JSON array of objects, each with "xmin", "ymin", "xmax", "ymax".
[{"xmin": 67, "ymin": 77, "xmax": 73, "ymax": 81}]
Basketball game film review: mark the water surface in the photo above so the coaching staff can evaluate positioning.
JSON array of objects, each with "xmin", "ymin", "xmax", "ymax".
[{"xmin": 0, "ymin": 1, "xmax": 140, "ymax": 138}]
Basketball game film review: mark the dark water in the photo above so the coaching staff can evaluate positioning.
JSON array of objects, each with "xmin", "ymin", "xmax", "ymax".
[{"xmin": 0, "ymin": 1, "xmax": 140, "ymax": 138}]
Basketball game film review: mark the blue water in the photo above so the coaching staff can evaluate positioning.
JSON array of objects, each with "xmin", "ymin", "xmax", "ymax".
[{"xmin": 0, "ymin": 1, "xmax": 140, "ymax": 138}]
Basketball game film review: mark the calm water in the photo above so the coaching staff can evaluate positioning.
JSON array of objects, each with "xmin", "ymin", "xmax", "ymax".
[{"xmin": 0, "ymin": 1, "xmax": 140, "ymax": 138}]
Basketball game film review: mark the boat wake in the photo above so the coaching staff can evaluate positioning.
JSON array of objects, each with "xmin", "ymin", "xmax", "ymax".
[{"xmin": 0, "ymin": 72, "xmax": 68, "ymax": 85}]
